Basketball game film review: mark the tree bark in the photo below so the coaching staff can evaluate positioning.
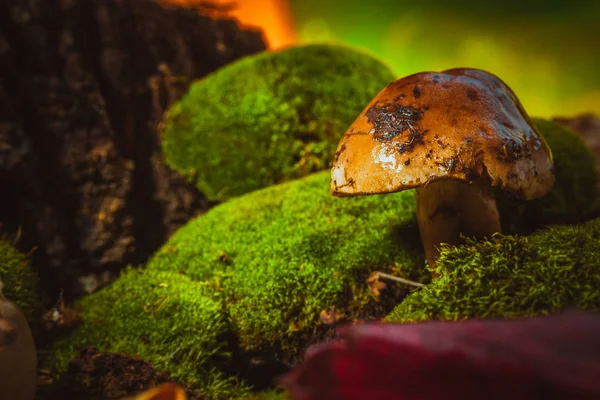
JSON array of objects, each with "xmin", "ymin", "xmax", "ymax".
[{"xmin": 0, "ymin": 0, "xmax": 266, "ymax": 298}]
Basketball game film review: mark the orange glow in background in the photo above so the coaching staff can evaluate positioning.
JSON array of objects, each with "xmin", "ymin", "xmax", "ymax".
[
  {"xmin": 163, "ymin": 0, "xmax": 298, "ymax": 50},
  {"xmin": 161, "ymin": 0, "xmax": 599, "ymax": 118}
]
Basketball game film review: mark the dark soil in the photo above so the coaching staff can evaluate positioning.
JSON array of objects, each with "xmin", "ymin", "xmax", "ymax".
[{"xmin": 36, "ymin": 346, "xmax": 209, "ymax": 399}]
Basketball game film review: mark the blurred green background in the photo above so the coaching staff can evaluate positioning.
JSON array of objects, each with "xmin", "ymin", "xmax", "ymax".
[{"xmin": 289, "ymin": 0, "xmax": 600, "ymax": 118}]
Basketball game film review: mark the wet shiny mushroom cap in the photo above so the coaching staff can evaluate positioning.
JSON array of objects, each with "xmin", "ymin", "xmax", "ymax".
[{"xmin": 331, "ymin": 68, "xmax": 555, "ymax": 199}]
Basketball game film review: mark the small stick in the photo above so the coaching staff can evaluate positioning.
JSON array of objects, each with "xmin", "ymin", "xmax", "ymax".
[
  {"xmin": 375, "ymin": 272, "xmax": 425, "ymax": 288},
  {"xmin": 11, "ymin": 226, "xmax": 22, "ymax": 246}
]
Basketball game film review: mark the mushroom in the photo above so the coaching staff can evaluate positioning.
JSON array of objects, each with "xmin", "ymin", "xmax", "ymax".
[
  {"xmin": 330, "ymin": 68, "xmax": 555, "ymax": 272},
  {"xmin": 0, "ymin": 288, "xmax": 37, "ymax": 400}
]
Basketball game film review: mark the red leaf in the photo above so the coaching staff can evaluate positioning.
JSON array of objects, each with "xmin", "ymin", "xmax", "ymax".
[{"xmin": 280, "ymin": 310, "xmax": 600, "ymax": 400}]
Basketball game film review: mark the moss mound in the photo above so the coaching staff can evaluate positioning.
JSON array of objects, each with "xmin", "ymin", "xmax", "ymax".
[
  {"xmin": 143, "ymin": 172, "xmax": 424, "ymax": 354},
  {"xmin": 0, "ymin": 240, "xmax": 41, "ymax": 325},
  {"xmin": 497, "ymin": 118, "xmax": 598, "ymax": 233},
  {"xmin": 160, "ymin": 44, "xmax": 395, "ymax": 201},
  {"xmin": 386, "ymin": 217, "xmax": 600, "ymax": 323},
  {"xmin": 45, "ymin": 267, "xmax": 254, "ymax": 398},
  {"xmin": 43, "ymin": 171, "xmax": 424, "ymax": 396}
]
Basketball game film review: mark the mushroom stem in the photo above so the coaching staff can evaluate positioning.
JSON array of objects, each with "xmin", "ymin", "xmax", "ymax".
[{"xmin": 415, "ymin": 178, "xmax": 501, "ymax": 275}]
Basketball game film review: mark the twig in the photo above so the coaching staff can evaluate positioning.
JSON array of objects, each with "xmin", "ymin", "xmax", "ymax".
[
  {"xmin": 12, "ymin": 226, "xmax": 22, "ymax": 246},
  {"xmin": 375, "ymin": 271, "xmax": 425, "ymax": 288},
  {"xmin": 153, "ymin": 347, "xmax": 181, "ymax": 366},
  {"xmin": 25, "ymin": 246, "xmax": 38, "ymax": 258}
]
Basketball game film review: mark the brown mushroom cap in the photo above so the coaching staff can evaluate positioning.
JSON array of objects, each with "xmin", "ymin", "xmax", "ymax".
[
  {"xmin": 0, "ymin": 297, "xmax": 37, "ymax": 400},
  {"xmin": 331, "ymin": 68, "xmax": 555, "ymax": 199}
]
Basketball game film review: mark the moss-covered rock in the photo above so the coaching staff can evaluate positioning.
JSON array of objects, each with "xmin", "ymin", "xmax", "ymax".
[
  {"xmin": 497, "ymin": 118, "xmax": 599, "ymax": 234},
  {"xmin": 45, "ymin": 267, "xmax": 255, "ymax": 399},
  {"xmin": 0, "ymin": 240, "xmax": 41, "ymax": 325},
  {"xmin": 145, "ymin": 172, "xmax": 423, "ymax": 354},
  {"xmin": 160, "ymin": 44, "xmax": 395, "ymax": 201},
  {"xmin": 43, "ymin": 116, "xmax": 598, "ymax": 396},
  {"xmin": 386, "ymin": 217, "xmax": 600, "ymax": 323},
  {"xmin": 42, "ymin": 171, "xmax": 424, "ymax": 396}
]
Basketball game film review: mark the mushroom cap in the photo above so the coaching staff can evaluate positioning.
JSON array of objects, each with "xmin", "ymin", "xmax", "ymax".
[
  {"xmin": 0, "ymin": 298, "xmax": 37, "ymax": 400},
  {"xmin": 330, "ymin": 68, "xmax": 555, "ymax": 200}
]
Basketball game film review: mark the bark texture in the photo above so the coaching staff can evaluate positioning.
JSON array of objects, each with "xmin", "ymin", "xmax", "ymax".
[{"xmin": 0, "ymin": 0, "xmax": 265, "ymax": 297}]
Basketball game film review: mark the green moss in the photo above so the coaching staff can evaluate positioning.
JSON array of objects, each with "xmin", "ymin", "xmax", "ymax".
[
  {"xmin": 386, "ymin": 217, "xmax": 600, "ymax": 323},
  {"xmin": 387, "ymin": 118, "xmax": 599, "ymax": 323},
  {"xmin": 42, "ymin": 115, "xmax": 598, "ymax": 395},
  {"xmin": 43, "ymin": 266, "xmax": 254, "ymax": 398},
  {"xmin": 496, "ymin": 118, "xmax": 598, "ymax": 234},
  {"xmin": 0, "ymin": 240, "xmax": 41, "ymax": 325},
  {"xmin": 146, "ymin": 171, "xmax": 424, "ymax": 355},
  {"xmin": 161, "ymin": 44, "xmax": 395, "ymax": 201},
  {"xmin": 43, "ymin": 171, "xmax": 424, "ymax": 395}
]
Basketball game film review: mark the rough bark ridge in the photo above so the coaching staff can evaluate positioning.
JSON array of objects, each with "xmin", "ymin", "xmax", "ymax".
[{"xmin": 0, "ymin": 0, "xmax": 265, "ymax": 298}]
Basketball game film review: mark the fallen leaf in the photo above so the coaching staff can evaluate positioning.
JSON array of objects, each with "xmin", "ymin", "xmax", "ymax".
[
  {"xmin": 320, "ymin": 307, "xmax": 344, "ymax": 325},
  {"xmin": 281, "ymin": 310, "xmax": 600, "ymax": 400},
  {"xmin": 288, "ymin": 321, "xmax": 302, "ymax": 332},
  {"xmin": 366, "ymin": 271, "xmax": 387, "ymax": 297},
  {"xmin": 40, "ymin": 289, "xmax": 80, "ymax": 331}
]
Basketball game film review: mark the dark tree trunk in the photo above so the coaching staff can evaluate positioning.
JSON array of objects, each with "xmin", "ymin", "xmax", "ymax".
[{"xmin": 0, "ymin": 0, "xmax": 266, "ymax": 299}]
